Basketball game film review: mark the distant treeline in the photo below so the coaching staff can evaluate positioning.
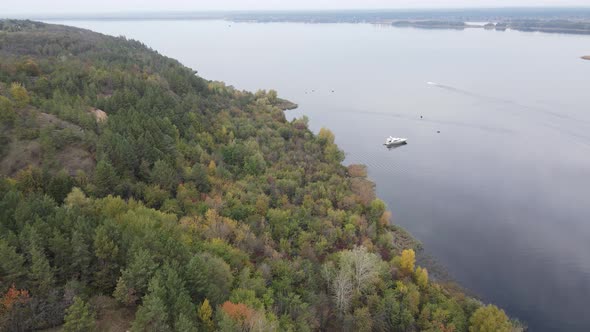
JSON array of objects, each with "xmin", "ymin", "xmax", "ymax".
[{"xmin": 31, "ymin": 8, "xmax": 590, "ymax": 35}]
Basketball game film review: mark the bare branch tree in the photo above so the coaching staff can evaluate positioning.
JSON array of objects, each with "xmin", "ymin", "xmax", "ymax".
[{"xmin": 331, "ymin": 268, "xmax": 353, "ymax": 316}]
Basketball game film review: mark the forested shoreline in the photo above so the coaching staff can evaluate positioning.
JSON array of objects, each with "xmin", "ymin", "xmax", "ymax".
[{"xmin": 0, "ymin": 20, "xmax": 521, "ymax": 331}]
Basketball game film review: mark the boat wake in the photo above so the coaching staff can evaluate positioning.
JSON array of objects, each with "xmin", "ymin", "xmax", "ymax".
[
  {"xmin": 426, "ymin": 81, "xmax": 485, "ymax": 99},
  {"xmin": 425, "ymin": 81, "xmax": 590, "ymax": 146},
  {"xmin": 426, "ymin": 81, "xmax": 589, "ymax": 122}
]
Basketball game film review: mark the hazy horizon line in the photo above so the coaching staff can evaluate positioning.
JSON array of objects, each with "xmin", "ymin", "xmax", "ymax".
[{"xmin": 4, "ymin": 6, "xmax": 590, "ymax": 19}]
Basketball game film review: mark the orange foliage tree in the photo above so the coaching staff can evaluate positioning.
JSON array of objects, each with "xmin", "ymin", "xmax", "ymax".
[
  {"xmin": 0, "ymin": 284, "xmax": 32, "ymax": 331},
  {"xmin": 221, "ymin": 301, "xmax": 254, "ymax": 325},
  {"xmin": 1, "ymin": 284, "xmax": 30, "ymax": 311}
]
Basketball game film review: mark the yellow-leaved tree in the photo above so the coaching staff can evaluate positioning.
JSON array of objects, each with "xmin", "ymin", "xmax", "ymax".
[
  {"xmin": 9, "ymin": 83, "xmax": 29, "ymax": 108},
  {"xmin": 208, "ymin": 160, "xmax": 217, "ymax": 176},
  {"xmin": 400, "ymin": 248, "xmax": 416, "ymax": 275},
  {"xmin": 318, "ymin": 127, "xmax": 335, "ymax": 145},
  {"xmin": 469, "ymin": 305, "xmax": 512, "ymax": 332},
  {"xmin": 415, "ymin": 266, "xmax": 429, "ymax": 289},
  {"xmin": 198, "ymin": 299, "xmax": 214, "ymax": 332}
]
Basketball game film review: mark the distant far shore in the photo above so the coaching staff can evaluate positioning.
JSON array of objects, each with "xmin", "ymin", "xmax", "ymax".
[
  {"xmin": 30, "ymin": 7, "xmax": 590, "ymax": 36},
  {"xmin": 583, "ymin": 56, "xmax": 590, "ymax": 60}
]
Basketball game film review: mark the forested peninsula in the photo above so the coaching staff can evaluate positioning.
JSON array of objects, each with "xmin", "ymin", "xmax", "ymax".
[{"xmin": 0, "ymin": 20, "xmax": 521, "ymax": 331}]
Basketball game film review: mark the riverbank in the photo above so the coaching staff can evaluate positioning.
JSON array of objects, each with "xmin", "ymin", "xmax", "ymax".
[
  {"xmin": 56, "ymin": 17, "xmax": 590, "ymax": 330},
  {"xmin": 276, "ymin": 97, "xmax": 298, "ymax": 110}
]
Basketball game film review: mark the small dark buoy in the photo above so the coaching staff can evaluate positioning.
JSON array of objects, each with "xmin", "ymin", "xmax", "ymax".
[
  {"xmin": 420, "ymin": 115, "xmax": 423, "ymax": 119},
  {"xmin": 331, "ymin": 90, "xmax": 335, "ymax": 93},
  {"xmin": 437, "ymin": 130, "xmax": 440, "ymax": 133}
]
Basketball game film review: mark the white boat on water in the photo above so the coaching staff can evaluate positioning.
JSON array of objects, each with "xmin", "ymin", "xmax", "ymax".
[{"xmin": 384, "ymin": 136, "xmax": 407, "ymax": 147}]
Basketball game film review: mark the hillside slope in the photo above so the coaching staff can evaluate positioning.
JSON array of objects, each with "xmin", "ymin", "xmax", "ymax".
[{"xmin": 0, "ymin": 20, "xmax": 520, "ymax": 331}]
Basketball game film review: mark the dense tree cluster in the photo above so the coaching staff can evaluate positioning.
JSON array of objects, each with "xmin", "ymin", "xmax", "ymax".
[{"xmin": 0, "ymin": 20, "xmax": 522, "ymax": 331}]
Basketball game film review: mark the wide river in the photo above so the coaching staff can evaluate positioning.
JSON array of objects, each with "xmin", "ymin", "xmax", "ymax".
[{"xmin": 51, "ymin": 19, "xmax": 590, "ymax": 331}]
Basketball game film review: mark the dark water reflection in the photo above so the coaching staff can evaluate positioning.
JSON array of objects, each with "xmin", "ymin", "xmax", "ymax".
[{"xmin": 53, "ymin": 20, "xmax": 590, "ymax": 331}]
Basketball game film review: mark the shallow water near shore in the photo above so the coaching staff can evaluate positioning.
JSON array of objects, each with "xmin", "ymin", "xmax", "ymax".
[{"xmin": 50, "ymin": 19, "xmax": 590, "ymax": 331}]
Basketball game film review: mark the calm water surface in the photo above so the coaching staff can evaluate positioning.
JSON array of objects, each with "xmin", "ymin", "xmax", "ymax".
[{"xmin": 52, "ymin": 20, "xmax": 590, "ymax": 331}]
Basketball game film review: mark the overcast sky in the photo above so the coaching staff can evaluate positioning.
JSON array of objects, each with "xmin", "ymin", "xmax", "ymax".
[{"xmin": 2, "ymin": 0, "xmax": 589, "ymax": 15}]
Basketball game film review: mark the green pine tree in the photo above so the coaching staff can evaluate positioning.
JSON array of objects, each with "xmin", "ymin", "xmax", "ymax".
[
  {"xmin": 160, "ymin": 266, "xmax": 195, "ymax": 325},
  {"xmin": 93, "ymin": 225, "xmax": 120, "ymax": 292},
  {"xmin": 151, "ymin": 159, "xmax": 178, "ymax": 192},
  {"xmin": 175, "ymin": 313, "xmax": 198, "ymax": 332},
  {"xmin": 93, "ymin": 160, "xmax": 118, "ymax": 197},
  {"xmin": 63, "ymin": 297, "xmax": 96, "ymax": 332},
  {"xmin": 113, "ymin": 276, "xmax": 132, "ymax": 305},
  {"xmin": 70, "ymin": 230, "xmax": 92, "ymax": 282},
  {"xmin": 120, "ymin": 248, "xmax": 159, "ymax": 298},
  {"xmin": 46, "ymin": 170, "xmax": 74, "ymax": 204},
  {"xmin": 0, "ymin": 239, "xmax": 26, "ymax": 290},
  {"xmin": 131, "ymin": 278, "xmax": 171, "ymax": 332},
  {"xmin": 29, "ymin": 246, "xmax": 54, "ymax": 296}
]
